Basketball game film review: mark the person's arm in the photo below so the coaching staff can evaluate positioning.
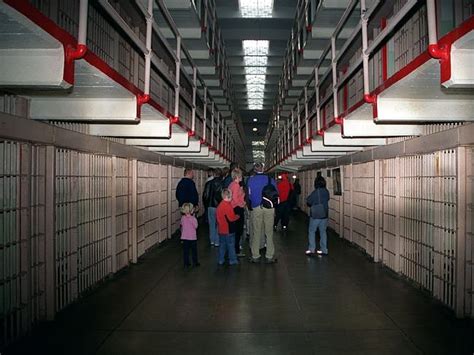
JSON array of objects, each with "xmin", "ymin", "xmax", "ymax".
[
  {"xmin": 225, "ymin": 204, "xmax": 240, "ymax": 222},
  {"xmin": 192, "ymin": 216, "xmax": 198, "ymax": 229},
  {"xmin": 191, "ymin": 182, "xmax": 199, "ymax": 206},
  {"xmin": 306, "ymin": 192, "xmax": 315, "ymax": 206},
  {"xmin": 176, "ymin": 180, "xmax": 184, "ymax": 203}
]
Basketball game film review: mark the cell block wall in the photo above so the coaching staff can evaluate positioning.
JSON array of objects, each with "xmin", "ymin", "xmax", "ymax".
[
  {"xmin": 381, "ymin": 158, "xmax": 398, "ymax": 271},
  {"xmin": 137, "ymin": 162, "xmax": 161, "ymax": 257},
  {"xmin": 171, "ymin": 166, "xmax": 184, "ymax": 234},
  {"xmin": 300, "ymin": 145, "xmax": 473, "ymax": 317},
  {"xmin": 76, "ymin": 154, "xmax": 113, "ymax": 295},
  {"xmin": 159, "ymin": 164, "xmax": 169, "ymax": 241},
  {"xmin": 466, "ymin": 147, "xmax": 474, "ymax": 317},
  {"xmin": 55, "ymin": 151, "xmax": 114, "ymax": 311},
  {"xmin": 54, "ymin": 149, "xmax": 79, "ymax": 312},
  {"xmin": 352, "ymin": 162, "xmax": 376, "ymax": 257},
  {"xmin": 343, "ymin": 165, "xmax": 352, "ymax": 242},
  {"xmin": 114, "ymin": 158, "xmax": 130, "ymax": 271},
  {"xmin": 0, "ymin": 138, "xmax": 207, "ymax": 346},
  {"xmin": 0, "ymin": 141, "xmax": 23, "ymax": 347}
]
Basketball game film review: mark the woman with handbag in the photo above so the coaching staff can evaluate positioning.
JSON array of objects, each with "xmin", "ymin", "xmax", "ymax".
[{"xmin": 305, "ymin": 176, "xmax": 330, "ymax": 256}]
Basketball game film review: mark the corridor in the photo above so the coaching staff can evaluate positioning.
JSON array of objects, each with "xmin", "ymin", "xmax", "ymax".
[{"xmin": 5, "ymin": 214, "xmax": 474, "ymax": 355}]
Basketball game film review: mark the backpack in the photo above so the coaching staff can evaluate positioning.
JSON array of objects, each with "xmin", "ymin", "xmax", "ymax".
[
  {"xmin": 310, "ymin": 188, "xmax": 327, "ymax": 219},
  {"xmin": 261, "ymin": 176, "xmax": 280, "ymax": 209}
]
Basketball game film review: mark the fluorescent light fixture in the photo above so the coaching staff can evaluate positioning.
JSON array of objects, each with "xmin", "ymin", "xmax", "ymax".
[
  {"xmin": 240, "ymin": 0, "xmax": 274, "ymax": 18},
  {"xmin": 252, "ymin": 127, "xmax": 258, "ymax": 132},
  {"xmin": 253, "ymin": 118, "xmax": 258, "ymax": 122}
]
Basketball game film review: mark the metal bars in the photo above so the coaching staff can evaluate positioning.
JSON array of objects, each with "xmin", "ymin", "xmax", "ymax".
[
  {"xmin": 298, "ymin": 145, "xmax": 473, "ymax": 317},
  {"xmin": 0, "ymin": 137, "xmax": 208, "ymax": 347}
]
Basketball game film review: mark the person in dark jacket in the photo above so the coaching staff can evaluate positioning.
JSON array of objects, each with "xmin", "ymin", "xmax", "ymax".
[
  {"xmin": 222, "ymin": 162, "xmax": 237, "ymax": 188},
  {"xmin": 305, "ymin": 176, "xmax": 330, "ymax": 256},
  {"xmin": 203, "ymin": 168, "xmax": 223, "ymax": 247},
  {"xmin": 176, "ymin": 169, "xmax": 199, "ymax": 207},
  {"xmin": 291, "ymin": 178, "xmax": 302, "ymax": 210}
]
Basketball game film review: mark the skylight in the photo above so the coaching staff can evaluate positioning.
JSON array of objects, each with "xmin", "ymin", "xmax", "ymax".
[
  {"xmin": 243, "ymin": 41, "xmax": 270, "ymax": 110},
  {"xmin": 239, "ymin": 0, "xmax": 274, "ymax": 18},
  {"xmin": 242, "ymin": 40, "xmax": 269, "ymax": 56}
]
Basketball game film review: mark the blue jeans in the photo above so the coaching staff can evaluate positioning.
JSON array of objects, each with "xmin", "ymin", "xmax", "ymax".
[
  {"xmin": 218, "ymin": 234, "xmax": 238, "ymax": 265},
  {"xmin": 308, "ymin": 218, "xmax": 328, "ymax": 253},
  {"xmin": 208, "ymin": 207, "xmax": 218, "ymax": 246}
]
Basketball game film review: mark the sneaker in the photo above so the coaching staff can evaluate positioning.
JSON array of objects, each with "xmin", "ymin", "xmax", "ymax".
[
  {"xmin": 236, "ymin": 252, "xmax": 246, "ymax": 258},
  {"xmin": 273, "ymin": 225, "xmax": 277, "ymax": 231},
  {"xmin": 265, "ymin": 257, "xmax": 278, "ymax": 264},
  {"xmin": 249, "ymin": 257, "xmax": 261, "ymax": 263},
  {"xmin": 229, "ymin": 261, "xmax": 239, "ymax": 266},
  {"xmin": 316, "ymin": 250, "xmax": 328, "ymax": 256},
  {"xmin": 305, "ymin": 250, "xmax": 315, "ymax": 256}
]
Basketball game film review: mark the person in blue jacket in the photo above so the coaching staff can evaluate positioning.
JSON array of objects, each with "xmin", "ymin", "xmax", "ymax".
[
  {"xmin": 176, "ymin": 169, "xmax": 199, "ymax": 208},
  {"xmin": 247, "ymin": 162, "xmax": 278, "ymax": 263},
  {"xmin": 305, "ymin": 175, "xmax": 330, "ymax": 256}
]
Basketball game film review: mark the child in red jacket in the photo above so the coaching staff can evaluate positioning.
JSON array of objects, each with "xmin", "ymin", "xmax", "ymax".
[{"xmin": 216, "ymin": 188, "xmax": 240, "ymax": 265}]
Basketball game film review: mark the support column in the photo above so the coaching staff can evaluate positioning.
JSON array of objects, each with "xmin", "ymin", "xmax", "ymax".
[
  {"xmin": 19, "ymin": 143, "xmax": 31, "ymax": 331},
  {"xmin": 130, "ymin": 159, "xmax": 138, "ymax": 264},
  {"xmin": 44, "ymin": 146, "xmax": 56, "ymax": 320},
  {"xmin": 110, "ymin": 156, "xmax": 117, "ymax": 273},
  {"xmin": 374, "ymin": 159, "xmax": 381, "ymax": 262},
  {"xmin": 394, "ymin": 156, "xmax": 401, "ymax": 273},
  {"xmin": 456, "ymin": 147, "xmax": 467, "ymax": 317}
]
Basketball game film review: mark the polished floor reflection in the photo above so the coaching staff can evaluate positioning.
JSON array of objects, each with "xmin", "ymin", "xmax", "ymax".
[{"xmin": 6, "ymin": 213, "xmax": 474, "ymax": 355}]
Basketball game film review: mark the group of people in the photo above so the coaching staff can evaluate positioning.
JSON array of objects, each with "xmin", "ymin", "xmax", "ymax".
[{"xmin": 175, "ymin": 164, "xmax": 330, "ymax": 268}]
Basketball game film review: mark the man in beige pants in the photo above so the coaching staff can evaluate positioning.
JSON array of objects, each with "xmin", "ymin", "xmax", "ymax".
[{"xmin": 247, "ymin": 163, "xmax": 278, "ymax": 263}]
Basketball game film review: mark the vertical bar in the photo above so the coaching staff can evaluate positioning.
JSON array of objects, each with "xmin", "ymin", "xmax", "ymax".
[
  {"xmin": 19, "ymin": 144, "xmax": 31, "ymax": 333},
  {"xmin": 110, "ymin": 156, "xmax": 117, "ymax": 273},
  {"xmin": 331, "ymin": 36, "xmax": 339, "ymax": 120},
  {"xmin": 44, "ymin": 146, "xmax": 55, "ymax": 320},
  {"xmin": 456, "ymin": 147, "xmax": 466, "ymax": 317},
  {"xmin": 130, "ymin": 159, "xmax": 137, "ymax": 264},
  {"xmin": 395, "ymin": 156, "xmax": 401, "ymax": 272},
  {"xmin": 191, "ymin": 67, "xmax": 197, "ymax": 134},
  {"xmin": 374, "ymin": 159, "xmax": 380, "ymax": 262},
  {"xmin": 174, "ymin": 36, "xmax": 182, "ymax": 120}
]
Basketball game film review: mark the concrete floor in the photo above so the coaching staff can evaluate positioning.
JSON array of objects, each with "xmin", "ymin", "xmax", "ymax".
[{"xmin": 5, "ymin": 213, "xmax": 474, "ymax": 355}]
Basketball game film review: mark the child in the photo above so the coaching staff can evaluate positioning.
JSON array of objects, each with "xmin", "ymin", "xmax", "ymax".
[
  {"xmin": 216, "ymin": 188, "xmax": 240, "ymax": 265},
  {"xmin": 180, "ymin": 203, "xmax": 199, "ymax": 268}
]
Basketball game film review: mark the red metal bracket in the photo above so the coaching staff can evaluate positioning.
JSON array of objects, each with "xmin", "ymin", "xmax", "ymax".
[
  {"xmin": 170, "ymin": 115, "xmax": 180, "ymax": 124},
  {"xmin": 334, "ymin": 116, "xmax": 343, "ymax": 125},
  {"xmin": 188, "ymin": 130, "xmax": 196, "ymax": 137},
  {"xmin": 137, "ymin": 94, "xmax": 150, "ymax": 106},
  {"xmin": 316, "ymin": 129, "xmax": 325, "ymax": 137},
  {"xmin": 66, "ymin": 43, "xmax": 87, "ymax": 62},
  {"xmin": 428, "ymin": 44, "xmax": 450, "ymax": 61},
  {"xmin": 306, "ymin": 25, "xmax": 312, "ymax": 33},
  {"xmin": 306, "ymin": 137, "xmax": 312, "ymax": 144},
  {"xmin": 364, "ymin": 94, "xmax": 377, "ymax": 104}
]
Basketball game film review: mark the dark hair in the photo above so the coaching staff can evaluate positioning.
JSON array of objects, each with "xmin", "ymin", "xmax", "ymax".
[
  {"xmin": 314, "ymin": 176, "xmax": 326, "ymax": 189},
  {"xmin": 214, "ymin": 168, "xmax": 222, "ymax": 177}
]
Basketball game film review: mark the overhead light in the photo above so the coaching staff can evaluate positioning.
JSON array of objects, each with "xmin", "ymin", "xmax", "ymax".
[
  {"xmin": 252, "ymin": 127, "xmax": 258, "ymax": 132},
  {"xmin": 253, "ymin": 118, "xmax": 258, "ymax": 122},
  {"xmin": 239, "ymin": 0, "xmax": 274, "ymax": 18}
]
